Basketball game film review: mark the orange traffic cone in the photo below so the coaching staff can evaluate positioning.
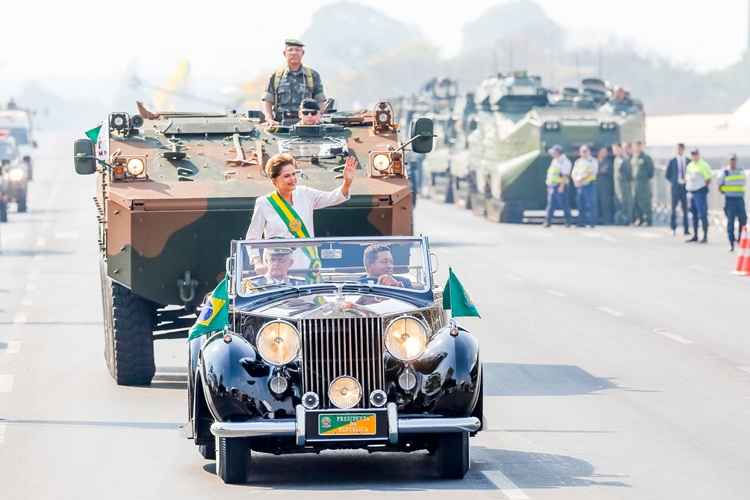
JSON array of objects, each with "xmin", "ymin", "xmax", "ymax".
[{"xmin": 734, "ymin": 226, "xmax": 750, "ymax": 276}]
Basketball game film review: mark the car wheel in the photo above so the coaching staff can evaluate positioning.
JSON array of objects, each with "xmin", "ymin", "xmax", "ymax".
[
  {"xmin": 100, "ymin": 259, "xmax": 155, "ymax": 385},
  {"xmin": 217, "ymin": 437, "xmax": 249, "ymax": 484},
  {"xmin": 435, "ymin": 432, "xmax": 470, "ymax": 479},
  {"xmin": 198, "ymin": 443, "xmax": 216, "ymax": 460}
]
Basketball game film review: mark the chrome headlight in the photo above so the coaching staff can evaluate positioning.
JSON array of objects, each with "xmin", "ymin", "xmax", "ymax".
[
  {"xmin": 385, "ymin": 316, "xmax": 428, "ymax": 361},
  {"xmin": 256, "ymin": 320, "xmax": 300, "ymax": 366},
  {"xmin": 328, "ymin": 376, "xmax": 362, "ymax": 409},
  {"xmin": 126, "ymin": 158, "xmax": 145, "ymax": 177},
  {"xmin": 8, "ymin": 169, "xmax": 24, "ymax": 182},
  {"xmin": 372, "ymin": 153, "xmax": 391, "ymax": 172}
]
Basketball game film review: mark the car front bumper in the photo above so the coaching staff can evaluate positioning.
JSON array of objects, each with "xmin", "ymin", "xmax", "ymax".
[{"xmin": 210, "ymin": 403, "xmax": 481, "ymax": 445}]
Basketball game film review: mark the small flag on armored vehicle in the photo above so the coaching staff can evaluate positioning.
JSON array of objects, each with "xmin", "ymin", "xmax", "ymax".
[
  {"xmin": 188, "ymin": 277, "xmax": 229, "ymax": 340},
  {"xmin": 442, "ymin": 268, "xmax": 480, "ymax": 318}
]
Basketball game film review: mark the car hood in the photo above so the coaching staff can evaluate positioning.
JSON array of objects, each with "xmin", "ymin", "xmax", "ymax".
[{"xmin": 242, "ymin": 292, "xmax": 423, "ymax": 320}]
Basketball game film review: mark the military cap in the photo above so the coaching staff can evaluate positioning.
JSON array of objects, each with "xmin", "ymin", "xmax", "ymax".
[
  {"xmin": 285, "ymin": 38, "xmax": 305, "ymax": 47},
  {"xmin": 300, "ymin": 98, "xmax": 320, "ymax": 111},
  {"xmin": 730, "ymin": 153, "xmax": 738, "ymax": 161},
  {"xmin": 265, "ymin": 246, "xmax": 294, "ymax": 257},
  {"xmin": 547, "ymin": 144, "xmax": 563, "ymax": 154},
  {"xmin": 690, "ymin": 148, "xmax": 700, "ymax": 155}
]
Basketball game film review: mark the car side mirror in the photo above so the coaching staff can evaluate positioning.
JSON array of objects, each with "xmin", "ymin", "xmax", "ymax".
[
  {"xmin": 429, "ymin": 252, "xmax": 439, "ymax": 275},
  {"xmin": 73, "ymin": 139, "xmax": 97, "ymax": 175},
  {"xmin": 410, "ymin": 117, "xmax": 434, "ymax": 154}
]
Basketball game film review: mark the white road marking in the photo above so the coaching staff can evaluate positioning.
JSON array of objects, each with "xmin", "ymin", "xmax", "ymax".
[
  {"xmin": 581, "ymin": 231, "xmax": 617, "ymax": 243},
  {"xmin": 12, "ymin": 313, "xmax": 27, "ymax": 324},
  {"xmin": 0, "ymin": 423, "xmax": 6, "ymax": 444},
  {"xmin": 738, "ymin": 366, "xmax": 750, "ymax": 375},
  {"xmin": 506, "ymin": 273, "xmax": 524, "ymax": 282},
  {"xmin": 53, "ymin": 231, "xmax": 79, "ymax": 240},
  {"xmin": 482, "ymin": 470, "xmax": 530, "ymax": 500},
  {"xmin": 653, "ymin": 329, "xmax": 694, "ymax": 345},
  {"xmin": 597, "ymin": 306, "xmax": 624, "ymax": 318},
  {"xmin": 0, "ymin": 374, "xmax": 14, "ymax": 393},
  {"xmin": 545, "ymin": 289, "xmax": 567, "ymax": 297},
  {"xmin": 3, "ymin": 341, "xmax": 22, "ymax": 355}
]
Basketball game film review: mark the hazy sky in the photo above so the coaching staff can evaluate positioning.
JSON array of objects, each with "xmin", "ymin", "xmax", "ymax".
[{"xmin": 1, "ymin": 0, "xmax": 747, "ymax": 86}]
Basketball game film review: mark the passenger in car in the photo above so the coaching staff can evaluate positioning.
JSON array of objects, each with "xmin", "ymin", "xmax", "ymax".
[{"xmin": 360, "ymin": 244, "xmax": 412, "ymax": 288}]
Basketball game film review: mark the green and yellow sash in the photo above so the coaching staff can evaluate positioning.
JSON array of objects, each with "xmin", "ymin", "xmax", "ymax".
[{"xmin": 266, "ymin": 191, "xmax": 321, "ymax": 275}]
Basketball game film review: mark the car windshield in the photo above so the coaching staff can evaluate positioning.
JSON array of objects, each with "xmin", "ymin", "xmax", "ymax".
[
  {"xmin": 8, "ymin": 128, "xmax": 29, "ymax": 145},
  {"xmin": 235, "ymin": 237, "xmax": 430, "ymax": 296},
  {"xmin": 277, "ymin": 136, "xmax": 348, "ymax": 159}
]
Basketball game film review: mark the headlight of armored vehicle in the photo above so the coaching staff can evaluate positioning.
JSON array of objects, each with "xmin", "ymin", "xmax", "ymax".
[
  {"xmin": 372, "ymin": 153, "xmax": 391, "ymax": 173},
  {"xmin": 256, "ymin": 320, "xmax": 300, "ymax": 366},
  {"xmin": 385, "ymin": 316, "xmax": 428, "ymax": 361},
  {"xmin": 126, "ymin": 158, "xmax": 145, "ymax": 177},
  {"xmin": 8, "ymin": 168, "xmax": 25, "ymax": 182}
]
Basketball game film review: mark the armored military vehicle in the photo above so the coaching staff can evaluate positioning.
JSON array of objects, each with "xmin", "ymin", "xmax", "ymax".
[
  {"xmin": 464, "ymin": 73, "xmax": 645, "ymax": 222},
  {"xmin": 73, "ymin": 102, "xmax": 433, "ymax": 385}
]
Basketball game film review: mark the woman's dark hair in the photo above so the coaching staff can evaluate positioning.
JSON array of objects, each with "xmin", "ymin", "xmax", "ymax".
[{"xmin": 265, "ymin": 153, "xmax": 295, "ymax": 178}]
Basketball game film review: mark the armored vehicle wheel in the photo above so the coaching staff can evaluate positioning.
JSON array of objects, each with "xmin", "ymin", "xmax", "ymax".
[
  {"xmin": 16, "ymin": 192, "xmax": 27, "ymax": 213},
  {"xmin": 0, "ymin": 201, "xmax": 7, "ymax": 222},
  {"xmin": 435, "ymin": 432, "xmax": 470, "ymax": 479},
  {"xmin": 100, "ymin": 260, "xmax": 156, "ymax": 386},
  {"xmin": 217, "ymin": 437, "xmax": 249, "ymax": 484}
]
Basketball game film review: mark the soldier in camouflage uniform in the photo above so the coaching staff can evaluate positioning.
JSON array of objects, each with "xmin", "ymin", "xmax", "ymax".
[{"xmin": 261, "ymin": 39, "xmax": 325, "ymax": 125}]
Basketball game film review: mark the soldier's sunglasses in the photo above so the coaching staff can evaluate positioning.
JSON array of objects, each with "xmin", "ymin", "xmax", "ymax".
[{"xmin": 301, "ymin": 110, "xmax": 318, "ymax": 116}]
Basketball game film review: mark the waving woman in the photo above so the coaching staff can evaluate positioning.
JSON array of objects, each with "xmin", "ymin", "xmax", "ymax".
[{"xmin": 245, "ymin": 152, "xmax": 356, "ymax": 270}]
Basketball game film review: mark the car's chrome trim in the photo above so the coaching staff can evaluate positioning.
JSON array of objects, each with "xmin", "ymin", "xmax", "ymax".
[
  {"xmin": 398, "ymin": 417, "xmax": 481, "ymax": 434},
  {"xmin": 210, "ymin": 410, "xmax": 480, "ymax": 439}
]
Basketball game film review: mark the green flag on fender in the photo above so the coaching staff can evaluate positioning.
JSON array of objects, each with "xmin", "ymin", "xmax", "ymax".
[
  {"xmin": 85, "ymin": 125, "xmax": 102, "ymax": 143},
  {"xmin": 188, "ymin": 276, "xmax": 229, "ymax": 340},
  {"xmin": 442, "ymin": 267, "xmax": 480, "ymax": 318}
]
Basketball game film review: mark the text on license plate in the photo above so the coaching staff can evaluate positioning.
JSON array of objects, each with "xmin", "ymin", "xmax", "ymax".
[{"xmin": 318, "ymin": 413, "xmax": 376, "ymax": 436}]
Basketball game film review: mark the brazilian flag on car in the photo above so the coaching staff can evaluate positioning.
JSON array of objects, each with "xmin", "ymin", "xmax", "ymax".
[
  {"xmin": 188, "ymin": 276, "xmax": 229, "ymax": 340},
  {"xmin": 442, "ymin": 268, "xmax": 480, "ymax": 318}
]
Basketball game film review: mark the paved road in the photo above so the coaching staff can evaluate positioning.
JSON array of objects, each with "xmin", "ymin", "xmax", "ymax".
[{"xmin": 1, "ymin": 131, "xmax": 749, "ymax": 499}]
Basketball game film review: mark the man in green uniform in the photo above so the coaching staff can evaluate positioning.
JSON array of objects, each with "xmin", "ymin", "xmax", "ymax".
[
  {"xmin": 631, "ymin": 141, "xmax": 655, "ymax": 226},
  {"xmin": 261, "ymin": 39, "xmax": 326, "ymax": 125},
  {"xmin": 612, "ymin": 143, "xmax": 633, "ymax": 225}
]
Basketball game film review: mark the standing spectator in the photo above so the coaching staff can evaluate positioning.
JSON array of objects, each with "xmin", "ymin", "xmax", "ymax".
[
  {"xmin": 596, "ymin": 146, "xmax": 615, "ymax": 224},
  {"xmin": 571, "ymin": 145, "xmax": 599, "ymax": 227},
  {"xmin": 612, "ymin": 144, "xmax": 633, "ymax": 225},
  {"xmin": 685, "ymin": 149, "xmax": 712, "ymax": 243},
  {"xmin": 631, "ymin": 141, "xmax": 655, "ymax": 226},
  {"xmin": 623, "ymin": 142, "xmax": 633, "ymax": 159},
  {"xmin": 544, "ymin": 145, "xmax": 572, "ymax": 227},
  {"xmin": 718, "ymin": 154, "xmax": 747, "ymax": 251},
  {"xmin": 665, "ymin": 143, "xmax": 690, "ymax": 235}
]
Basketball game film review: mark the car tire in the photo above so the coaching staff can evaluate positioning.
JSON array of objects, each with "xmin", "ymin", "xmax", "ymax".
[
  {"xmin": 198, "ymin": 443, "xmax": 216, "ymax": 460},
  {"xmin": 435, "ymin": 432, "xmax": 470, "ymax": 479},
  {"xmin": 100, "ymin": 259, "xmax": 156, "ymax": 386},
  {"xmin": 17, "ymin": 192, "xmax": 27, "ymax": 213},
  {"xmin": 217, "ymin": 437, "xmax": 249, "ymax": 484}
]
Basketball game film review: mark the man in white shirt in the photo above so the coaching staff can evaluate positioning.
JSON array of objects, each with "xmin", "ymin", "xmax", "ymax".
[{"xmin": 571, "ymin": 145, "xmax": 599, "ymax": 227}]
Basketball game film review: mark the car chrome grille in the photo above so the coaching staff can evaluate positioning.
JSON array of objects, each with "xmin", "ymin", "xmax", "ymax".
[{"xmin": 299, "ymin": 317, "xmax": 385, "ymax": 409}]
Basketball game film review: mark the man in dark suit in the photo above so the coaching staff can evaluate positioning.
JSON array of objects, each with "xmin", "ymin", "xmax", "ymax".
[
  {"xmin": 360, "ymin": 244, "xmax": 412, "ymax": 288},
  {"xmin": 665, "ymin": 143, "xmax": 690, "ymax": 235}
]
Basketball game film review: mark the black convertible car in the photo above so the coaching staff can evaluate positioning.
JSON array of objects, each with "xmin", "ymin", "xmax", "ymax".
[{"xmin": 187, "ymin": 236, "xmax": 483, "ymax": 483}]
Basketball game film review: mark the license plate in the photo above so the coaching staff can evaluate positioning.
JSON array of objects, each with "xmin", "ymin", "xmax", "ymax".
[{"xmin": 318, "ymin": 413, "xmax": 376, "ymax": 436}]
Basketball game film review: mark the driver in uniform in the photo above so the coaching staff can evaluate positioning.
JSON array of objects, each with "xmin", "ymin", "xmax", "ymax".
[
  {"xmin": 262, "ymin": 39, "xmax": 325, "ymax": 125},
  {"xmin": 298, "ymin": 98, "xmax": 322, "ymax": 126},
  {"xmin": 242, "ymin": 246, "xmax": 305, "ymax": 293}
]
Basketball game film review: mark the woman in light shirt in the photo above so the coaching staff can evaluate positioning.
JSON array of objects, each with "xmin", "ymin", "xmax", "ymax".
[{"xmin": 245, "ymin": 152, "xmax": 356, "ymax": 270}]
